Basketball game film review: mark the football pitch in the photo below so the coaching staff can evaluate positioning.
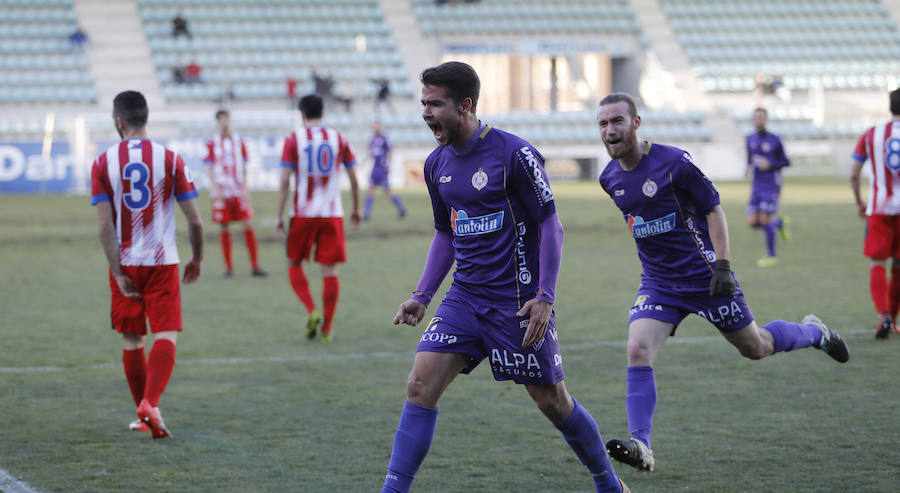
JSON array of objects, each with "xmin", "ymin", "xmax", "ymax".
[{"xmin": 2, "ymin": 176, "xmax": 899, "ymax": 492}]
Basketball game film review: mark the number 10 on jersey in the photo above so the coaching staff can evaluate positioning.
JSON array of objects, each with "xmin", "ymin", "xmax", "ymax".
[{"xmin": 303, "ymin": 142, "xmax": 335, "ymax": 175}]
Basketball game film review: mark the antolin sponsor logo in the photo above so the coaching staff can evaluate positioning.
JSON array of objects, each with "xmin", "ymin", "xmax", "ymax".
[
  {"xmin": 519, "ymin": 146, "xmax": 554, "ymax": 202},
  {"xmin": 627, "ymin": 212, "xmax": 676, "ymax": 238},
  {"xmin": 451, "ymin": 208, "xmax": 504, "ymax": 236}
]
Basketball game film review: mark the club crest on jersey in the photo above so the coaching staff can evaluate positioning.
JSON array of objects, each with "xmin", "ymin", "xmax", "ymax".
[
  {"xmin": 439, "ymin": 175, "xmax": 452, "ymax": 184},
  {"xmin": 471, "ymin": 168, "xmax": 488, "ymax": 190},
  {"xmin": 627, "ymin": 212, "xmax": 676, "ymax": 238},
  {"xmin": 642, "ymin": 179, "xmax": 658, "ymax": 198},
  {"xmin": 451, "ymin": 208, "xmax": 504, "ymax": 236},
  {"xmin": 761, "ymin": 142, "xmax": 771, "ymax": 153},
  {"xmin": 614, "ymin": 189, "xmax": 625, "ymax": 196}
]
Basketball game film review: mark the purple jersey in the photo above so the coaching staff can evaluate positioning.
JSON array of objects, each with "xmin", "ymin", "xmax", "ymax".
[
  {"xmin": 746, "ymin": 131, "xmax": 789, "ymax": 192},
  {"xmin": 370, "ymin": 133, "xmax": 391, "ymax": 172},
  {"xmin": 424, "ymin": 124, "xmax": 556, "ymax": 308},
  {"xmin": 599, "ymin": 143, "xmax": 720, "ymax": 294}
]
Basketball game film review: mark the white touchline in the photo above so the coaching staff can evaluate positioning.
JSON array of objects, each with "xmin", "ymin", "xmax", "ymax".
[
  {"xmin": 0, "ymin": 467, "xmax": 41, "ymax": 493},
  {"xmin": 0, "ymin": 330, "xmax": 870, "ymax": 374}
]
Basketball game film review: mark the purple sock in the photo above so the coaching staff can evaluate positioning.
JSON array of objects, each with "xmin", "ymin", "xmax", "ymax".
[
  {"xmin": 772, "ymin": 217, "xmax": 783, "ymax": 229},
  {"xmin": 382, "ymin": 401, "xmax": 438, "ymax": 493},
  {"xmin": 364, "ymin": 195, "xmax": 374, "ymax": 218},
  {"xmin": 392, "ymin": 195, "xmax": 406, "ymax": 215},
  {"xmin": 626, "ymin": 365, "xmax": 656, "ymax": 449},
  {"xmin": 764, "ymin": 223, "xmax": 777, "ymax": 257},
  {"xmin": 762, "ymin": 320, "xmax": 823, "ymax": 353},
  {"xmin": 555, "ymin": 398, "xmax": 622, "ymax": 493}
]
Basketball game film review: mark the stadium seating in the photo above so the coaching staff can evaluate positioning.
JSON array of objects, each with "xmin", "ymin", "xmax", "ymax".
[
  {"xmin": 136, "ymin": 0, "xmax": 413, "ymax": 101},
  {"xmin": 410, "ymin": 0, "xmax": 641, "ymax": 36},
  {"xmin": 660, "ymin": 0, "xmax": 900, "ymax": 92},
  {"xmin": 0, "ymin": 0, "xmax": 97, "ymax": 103}
]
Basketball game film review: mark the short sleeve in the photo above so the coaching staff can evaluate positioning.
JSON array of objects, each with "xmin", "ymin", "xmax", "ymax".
[
  {"xmin": 853, "ymin": 129, "xmax": 871, "ymax": 163},
  {"xmin": 280, "ymin": 134, "xmax": 297, "ymax": 169},
  {"xmin": 510, "ymin": 144, "xmax": 556, "ymax": 223},
  {"xmin": 203, "ymin": 140, "xmax": 214, "ymax": 164},
  {"xmin": 340, "ymin": 134, "xmax": 356, "ymax": 168},
  {"xmin": 90, "ymin": 156, "xmax": 111, "ymax": 205},
  {"xmin": 425, "ymin": 154, "xmax": 452, "ymax": 234},
  {"xmin": 673, "ymin": 151, "xmax": 719, "ymax": 214},
  {"xmin": 174, "ymin": 154, "xmax": 199, "ymax": 202}
]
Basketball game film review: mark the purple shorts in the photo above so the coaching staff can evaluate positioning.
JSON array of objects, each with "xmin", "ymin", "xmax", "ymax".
[
  {"xmin": 370, "ymin": 167, "xmax": 389, "ymax": 188},
  {"xmin": 746, "ymin": 188, "xmax": 780, "ymax": 215},
  {"xmin": 628, "ymin": 285, "xmax": 754, "ymax": 333},
  {"xmin": 416, "ymin": 294, "xmax": 566, "ymax": 386}
]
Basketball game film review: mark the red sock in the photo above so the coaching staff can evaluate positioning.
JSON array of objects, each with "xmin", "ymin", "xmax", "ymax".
[
  {"xmin": 870, "ymin": 265, "xmax": 889, "ymax": 315},
  {"xmin": 122, "ymin": 347, "xmax": 147, "ymax": 406},
  {"xmin": 289, "ymin": 265, "xmax": 316, "ymax": 314},
  {"xmin": 244, "ymin": 228, "xmax": 260, "ymax": 270},
  {"xmin": 143, "ymin": 338, "xmax": 176, "ymax": 408},
  {"xmin": 322, "ymin": 275, "xmax": 339, "ymax": 335},
  {"xmin": 890, "ymin": 268, "xmax": 900, "ymax": 321},
  {"xmin": 220, "ymin": 231, "xmax": 233, "ymax": 272}
]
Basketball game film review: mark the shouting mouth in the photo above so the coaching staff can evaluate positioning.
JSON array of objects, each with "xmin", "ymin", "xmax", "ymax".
[{"xmin": 428, "ymin": 122, "xmax": 445, "ymax": 141}]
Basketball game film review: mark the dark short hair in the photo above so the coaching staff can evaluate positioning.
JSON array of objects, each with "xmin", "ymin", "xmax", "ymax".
[
  {"xmin": 215, "ymin": 109, "xmax": 229, "ymax": 120},
  {"xmin": 891, "ymin": 88, "xmax": 900, "ymax": 116},
  {"xmin": 599, "ymin": 93, "xmax": 638, "ymax": 118},
  {"xmin": 420, "ymin": 61, "xmax": 480, "ymax": 114},
  {"xmin": 113, "ymin": 90, "xmax": 148, "ymax": 129},
  {"xmin": 299, "ymin": 94, "xmax": 323, "ymax": 119},
  {"xmin": 753, "ymin": 107, "xmax": 768, "ymax": 116}
]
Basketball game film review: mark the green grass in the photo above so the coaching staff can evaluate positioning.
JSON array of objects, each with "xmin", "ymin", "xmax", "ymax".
[{"xmin": 1, "ymin": 176, "xmax": 899, "ymax": 492}]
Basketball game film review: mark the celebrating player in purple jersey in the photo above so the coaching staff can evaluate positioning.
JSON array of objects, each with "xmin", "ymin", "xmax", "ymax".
[
  {"xmin": 380, "ymin": 62, "xmax": 628, "ymax": 493},
  {"xmin": 596, "ymin": 93, "xmax": 848, "ymax": 473},
  {"xmin": 363, "ymin": 121, "xmax": 407, "ymax": 220},
  {"xmin": 746, "ymin": 108, "xmax": 791, "ymax": 267}
]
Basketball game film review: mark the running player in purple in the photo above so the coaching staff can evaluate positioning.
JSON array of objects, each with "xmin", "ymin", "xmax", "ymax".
[
  {"xmin": 381, "ymin": 62, "xmax": 629, "ymax": 493},
  {"xmin": 363, "ymin": 121, "xmax": 406, "ymax": 220},
  {"xmin": 596, "ymin": 93, "xmax": 848, "ymax": 473},
  {"xmin": 746, "ymin": 108, "xmax": 791, "ymax": 267}
]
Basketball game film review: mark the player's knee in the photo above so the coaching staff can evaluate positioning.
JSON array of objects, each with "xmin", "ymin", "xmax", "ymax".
[
  {"xmin": 737, "ymin": 343, "xmax": 767, "ymax": 360},
  {"xmin": 626, "ymin": 340, "xmax": 653, "ymax": 365},
  {"xmin": 405, "ymin": 373, "xmax": 437, "ymax": 406}
]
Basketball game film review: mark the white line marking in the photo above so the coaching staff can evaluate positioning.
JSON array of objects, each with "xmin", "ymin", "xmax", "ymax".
[
  {"xmin": 0, "ymin": 467, "xmax": 41, "ymax": 493},
  {"xmin": 0, "ymin": 330, "xmax": 870, "ymax": 374}
]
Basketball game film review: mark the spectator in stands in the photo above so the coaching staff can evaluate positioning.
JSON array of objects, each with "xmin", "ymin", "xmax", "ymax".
[
  {"xmin": 185, "ymin": 60, "xmax": 203, "ymax": 84},
  {"xmin": 373, "ymin": 77, "xmax": 394, "ymax": 113},
  {"xmin": 172, "ymin": 11, "xmax": 192, "ymax": 39},
  {"xmin": 172, "ymin": 58, "xmax": 187, "ymax": 84},
  {"xmin": 69, "ymin": 26, "xmax": 88, "ymax": 52},
  {"xmin": 287, "ymin": 77, "xmax": 299, "ymax": 109},
  {"xmin": 218, "ymin": 85, "xmax": 236, "ymax": 108}
]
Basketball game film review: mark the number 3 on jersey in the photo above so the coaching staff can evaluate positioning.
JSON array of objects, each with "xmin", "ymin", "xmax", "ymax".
[
  {"xmin": 303, "ymin": 142, "xmax": 335, "ymax": 175},
  {"xmin": 123, "ymin": 162, "xmax": 151, "ymax": 210}
]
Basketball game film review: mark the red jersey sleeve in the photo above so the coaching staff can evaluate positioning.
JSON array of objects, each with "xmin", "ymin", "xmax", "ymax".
[
  {"xmin": 853, "ymin": 128, "xmax": 873, "ymax": 162},
  {"xmin": 280, "ymin": 133, "xmax": 298, "ymax": 170},
  {"xmin": 339, "ymin": 133, "xmax": 356, "ymax": 167},
  {"xmin": 174, "ymin": 154, "xmax": 199, "ymax": 201},
  {"xmin": 90, "ymin": 155, "xmax": 111, "ymax": 205},
  {"xmin": 203, "ymin": 139, "xmax": 215, "ymax": 164},
  {"xmin": 241, "ymin": 139, "xmax": 249, "ymax": 162}
]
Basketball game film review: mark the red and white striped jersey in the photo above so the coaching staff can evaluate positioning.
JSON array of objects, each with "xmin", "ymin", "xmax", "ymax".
[
  {"xmin": 204, "ymin": 133, "xmax": 248, "ymax": 198},
  {"xmin": 280, "ymin": 125, "xmax": 356, "ymax": 218},
  {"xmin": 91, "ymin": 138, "xmax": 198, "ymax": 266},
  {"xmin": 854, "ymin": 120, "xmax": 900, "ymax": 215}
]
